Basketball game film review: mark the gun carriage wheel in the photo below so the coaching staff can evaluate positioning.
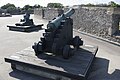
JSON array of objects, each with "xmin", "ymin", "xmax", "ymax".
[
  {"xmin": 32, "ymin": 41, "xmax": 43, "ymax": 56},
  {"xmin": 73, "ymin": 36, "xmax": 83, "ymax": 49}
]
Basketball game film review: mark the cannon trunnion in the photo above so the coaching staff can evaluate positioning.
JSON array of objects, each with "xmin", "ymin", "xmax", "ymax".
[{"xmin": 32, "ymin": 9, "xmax": 83, "ymax": 59}]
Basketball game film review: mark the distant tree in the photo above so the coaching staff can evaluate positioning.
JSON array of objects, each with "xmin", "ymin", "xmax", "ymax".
[
  {"xmin": 47, "ymin": 3, "xmax": 63, "ymax": 8},
  {"xmin": 22, "ymin": 5, "xmax": 34, "ymax": 14},
  {"xmin": 86, "ymin": 3, "xmax": 95, "ymax": 6},
  {"xmin": 81, "ymin": 2, "xmax": 120, "ymax": 7},
  {"xmin": 33, "ymin": 4, "xmax": 42, "ymax": 8},
  {"xmin": 81, "ymin": 4, "xmax": 85, "ymax": 6},
  {"xmin": 23, "ymin": 5, "xmax": 33, "ymax": 11},
  {"xmin": 6, "ymin": 6, "xmax": 21, "ymax": 14},
  {"xmin": 96, "ymin": 3, "xmax": 108, "ymax": 7},
  {"xmin": 1, "ymin": 3, "xmax": 16, "ymax": 9},
  {"xmin": 7, "ymin": 6, "xmax": 16, "ymax": 13},
  {"xmin": 81, "ymin": 3, "xmax": 95, "ymax": 7},
  {"xmin": 0, "ymin": 9, "xmax": 4, "ymax": 13},
  {"xmin": 1, "ymin": 3, "xmax": 18, "ymax": 14},
  {"xmin": 0, "ymin": 3, "xmax": 39, "ymax": 14},
  {"xmin": 108, "ymin": 1, "xmax": 119, "ymax": 7}
]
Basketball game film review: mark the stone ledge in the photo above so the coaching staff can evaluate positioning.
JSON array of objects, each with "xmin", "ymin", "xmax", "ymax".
[
  {"xmin": 5, "ymin": 45, "xmax": 98, "ymax": 80},
  {"xmin": 74, "ymin": 29, "xmax": 120, "ymax": 47}
]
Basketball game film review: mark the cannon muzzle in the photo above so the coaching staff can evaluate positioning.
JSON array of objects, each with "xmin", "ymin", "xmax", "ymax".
[{"xmin": 47, "ymin": 8, "xmax": 75, "ymax": 31}]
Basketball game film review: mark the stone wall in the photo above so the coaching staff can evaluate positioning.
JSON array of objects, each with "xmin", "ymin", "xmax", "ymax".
[
  {"xmin": 34, "ymin": 8, "xmax": 43, "ymax": 19},
  {"xmin": 34, "ymin": 8, "xmax": 64, "ymax": 20},
  {"xmin": 34, "ymin": 7, "xmax": 120, "ymax": 43},
  {"xmin": 73, "ymin": 7, "xmax": 113, "ymax": 37}
]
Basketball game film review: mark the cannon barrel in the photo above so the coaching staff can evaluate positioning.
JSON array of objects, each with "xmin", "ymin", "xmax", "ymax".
[{"xmin": 47, "ymin": 8, "xmax": 75, "ymax": 30}]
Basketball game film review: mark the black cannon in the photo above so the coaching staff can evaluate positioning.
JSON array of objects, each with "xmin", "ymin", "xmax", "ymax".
[
  {"xmin": 5, "ymin": 8, "xmax": 98, "ymax": 80},
  {"xmin": 32, "ymin": 9, "xmax": 83, "ymax": 59},
  {"xmin": 7, "ymin": 13, "xmax": 43, "ymax": 32},
  {"xmin": 15, "ymin": 13, "xmax": 34, "ymax": 26}
]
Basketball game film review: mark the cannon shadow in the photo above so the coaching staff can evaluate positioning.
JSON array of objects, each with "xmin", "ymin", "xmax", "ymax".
[{"xmin": 88, "ymin": 57, "xmax": 120, "ymax": 80}]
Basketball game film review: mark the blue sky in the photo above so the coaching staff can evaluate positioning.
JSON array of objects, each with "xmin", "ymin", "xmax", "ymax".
[{"xmin": 0, "ymin": 0, "xmax": 120, "ymax": 7}]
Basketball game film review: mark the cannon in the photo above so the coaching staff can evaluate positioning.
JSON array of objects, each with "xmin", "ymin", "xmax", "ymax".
[
  {"xmin": 32, "ymin": 9, "xmax": 83, "ymax": 59},
  {"xmin": 5, "ymin": 8, "xmax": 98, "ymax": 80},
  {"xmin": 7, "ymin": 13, "xmax": 43, "ymax": 32},
  {"xmin": 15, "ymin": 13, "xmax": 34, "ymax": 26}
]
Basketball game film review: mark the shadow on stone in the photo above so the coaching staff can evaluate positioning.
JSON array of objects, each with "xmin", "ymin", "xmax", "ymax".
[
  {"xmin": 114, "ymin": 30, "xmax": 120, "ymax": 36},
  {"xmin": 35, "ymin": 47, "xmax": 98, "ymax": 79},
  {"xmin": 88, "ymin": 57, "xmax": 120, "ymax": 80},
  {"xmin": 8, "ymin": 27, "xmax": 45, "ymax": 33},
  {"xmin": 9, "ymin": 69, "xmax": 52, "ymax": 80}
]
